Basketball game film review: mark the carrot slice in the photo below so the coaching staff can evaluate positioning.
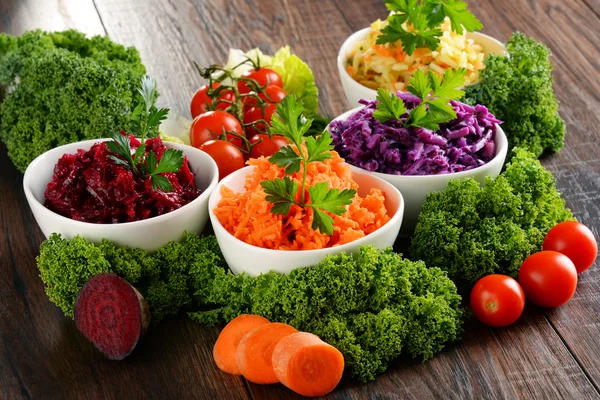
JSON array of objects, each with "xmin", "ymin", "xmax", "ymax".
[
  {"xmin": 213, "ymin": 314, "xmax": 270, "ymax": 375},
  {"xmin": 272, "ymin": 332, "xmax": 345, "ymax": 397},
  {"xmin": 236, "ymin": 322, "xmax": 298, "ymax": 384}
]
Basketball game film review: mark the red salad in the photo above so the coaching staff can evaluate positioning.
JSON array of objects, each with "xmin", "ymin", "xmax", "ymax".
[{"xmin": 44, "ymin": 136, "xmax": 201, "ymax": 223}]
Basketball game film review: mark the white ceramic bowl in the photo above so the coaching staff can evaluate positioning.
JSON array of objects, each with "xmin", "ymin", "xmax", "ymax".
[
  {"xmin": 329, "ymin": 107, "xmax": 508, "ymax": 232},
  {"xmin": 23, "ymin": 139, "xmax": 219, "ymax": 251},
  {"xmin": 338, "ymin": 28, "xmax": 508, "ymax": 107},
  {"xmin": 209, "ymin": 166, "xmax": 405, "ymax": 276}
]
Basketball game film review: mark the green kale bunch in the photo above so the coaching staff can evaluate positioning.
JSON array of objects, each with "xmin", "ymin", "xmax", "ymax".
[
  {"xmin": 189, "ymin": 246, "xmax": 463, "ymax": 382},
  {"xmin": 0, "ymin": 30, "xmax": 151, "ymax": 172},
  {"xmin": 36, "ymin": 233, "xmax": 226, "ymax": 323},
  {"xmin": 463, "ymin": 32, "xmax": 565, "ymax": 158},
  {"xmin": 410, "ymin": 148, "xmax": 573, "ymax": 290}
]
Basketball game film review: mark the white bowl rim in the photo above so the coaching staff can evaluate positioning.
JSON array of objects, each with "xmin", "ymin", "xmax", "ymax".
[
  {"xmin": 23, "ymin": 137, "xmax": 219, "ymax": 228},
  {"xmin": 209, "ymin": 165, "xmax": 405, "ymax": 255},
  {"xmin": 337, "ymin": 27, "xmax": 508, "ymax": 96},
  {"xmin": 328, "ymin": 105, "xmax": 508, "ymax": 181}
]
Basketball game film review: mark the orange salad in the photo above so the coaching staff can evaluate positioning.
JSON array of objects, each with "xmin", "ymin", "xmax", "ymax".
[{"xmin": 213, "ymin": 151, "xmax": 390, "ymax": 250}]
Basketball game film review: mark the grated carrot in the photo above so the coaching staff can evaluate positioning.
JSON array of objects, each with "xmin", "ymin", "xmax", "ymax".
[{"xmin": 213, "ymin": 150, "xmax": 391, "ymax": 250}]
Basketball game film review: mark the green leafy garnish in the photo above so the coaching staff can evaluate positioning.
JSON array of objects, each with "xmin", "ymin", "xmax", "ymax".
[
  {"xmin": 260, "ymin": 96, "xmax": 356, "ymax": 235},
  {"xmin": 106, "ymin": 76, "xmax": 183, "ymax": 192},
  {"xmin": 374, "ymin": 68, "xmax": 466, "ymax": 130},
  {"xmin": 377, "ymin": 0, "xmax": 482, "ymax": 55}
]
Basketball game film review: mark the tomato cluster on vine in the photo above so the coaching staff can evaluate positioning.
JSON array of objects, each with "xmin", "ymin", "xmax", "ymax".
[{"xmin": 189, "ymin": 63, "xmax": 290, "ymax": 180}]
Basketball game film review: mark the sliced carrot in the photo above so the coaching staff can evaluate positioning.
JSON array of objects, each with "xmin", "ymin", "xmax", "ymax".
[
  {"xmin": 236, "ymin": 322, "xmax": 298, "ymax": 384},
  {"xmin": 272, "ymin": 332, "xmax": 345, "ymax": 397},
  {"xmin": 213, "ymin": 314, "xmax": 270, "ymax": 375}
]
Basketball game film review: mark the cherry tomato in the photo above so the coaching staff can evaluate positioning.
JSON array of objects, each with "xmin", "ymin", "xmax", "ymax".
[
  {"xmin": 242, "ymin": 86, "xmax": 287, "ymax": 108},
  {"xmin": 190, "ymin": 83, "xmax": 235, "ymax": 119},
  {"xmin": 243, "ymin": 104, "xmax": 277, "ymax": 137},
  {"xmin": 543, "ymin": 221, "xmax": 597, "ymax": 273},
  {"xmin": 249, "ymin": 134, "xmax": 289, "ymax": 159},
  {"xmin": 199, "ymin": 140, "xmax": 245, "ymax": 180},
  {"xmin": 237, "ymin": 68, "xmax": 283, "ymax": 94},
  {"xmin": 518, "ymin": 251, "xmax": 578, "ymax": 308},
  {"xmin": 190, "ymin": 111, "xmax": 243, "ymax": 149},
  {"xmin": 470, "ymin": 274, "xmax": 525, "ymax": 327}
]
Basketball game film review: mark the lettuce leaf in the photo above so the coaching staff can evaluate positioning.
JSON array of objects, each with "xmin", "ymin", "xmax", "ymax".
[{"xmin": 270, "ymin": 46, "xmax": 319, "ymax": 117}]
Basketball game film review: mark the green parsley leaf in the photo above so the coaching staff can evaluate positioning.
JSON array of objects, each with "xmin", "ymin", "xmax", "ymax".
[
  {"xmin": 151, "ymin": 175, "xmax": 172, "ymax": 192},
  {"xmin": 305, "ymin": 130, "xmax": 334, "ymax": 163},
  {"xmin": 434, "ymin": 68, "xmax": 466, "ymax": 99},
  {"xmin": 407, "ymin": 69, "xmax": 432, "ymax": 101},
  {"xmin": 311, "ymin": 208, "xmax": 335, "ymax": 236},
  {"xmin": 308, "ymin": 182, "xmax": 356, "ymax": 234},
  {"xmin": 439, "ymin": 0, "xmax": 482, "ymax": 34},
  {"xmin": 152, "ymin": 149, "xmax": 184, "ymax": 175},
  {"xmin": 379, "ymin": 0, "xmax": 482, "ymax": 54},
  {"xmin": 269, "ymin": 146, "xmax": 303, "ymax": 174},
  {"xmin": 374, "ymin": 88, "xmax": 408, "ymax": 123},
  {"xmin": 260, "ymin": 177, "xmax": 299, "ymax": 215},
  {"xmin": 270, "ymin": 95, "xmax": 313, "ymax": 148},
  {"xmin": 308, "ymin": 183, "xmax": 356, "ymax": 216},
  {"xmin": 148, "ymin": 107, "xmax": 170, "ymax": 130}
]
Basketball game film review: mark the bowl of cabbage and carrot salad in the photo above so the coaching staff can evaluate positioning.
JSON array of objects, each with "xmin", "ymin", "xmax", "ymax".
[{"xmin": 338, "ymin": 17, "xmax": 507, "ymax": 106}]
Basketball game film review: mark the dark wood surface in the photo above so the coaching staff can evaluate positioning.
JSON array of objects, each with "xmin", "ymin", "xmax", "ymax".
[{"xmin": 1, "ymin": 0, "xmax": 599, "ymax": 398}]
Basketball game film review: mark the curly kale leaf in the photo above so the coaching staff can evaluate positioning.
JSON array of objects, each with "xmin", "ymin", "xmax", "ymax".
[
  {"xmin": 410, "ymin": 148, "xmax": 574, "ymax": 290},
  {"xmin": 36, "ymin": 233, "xmax": 226, "ymax": 323},
  {"xmin": 189, "ymin": 246, "xmax": 463, "ymax": 382},
  {"xmin": 0, "ymin": 30, "xmax": 151, "ymax": 172},
  {"xmin": 463, "ymin": 32, "xmax": 565, "ymax": 158}
]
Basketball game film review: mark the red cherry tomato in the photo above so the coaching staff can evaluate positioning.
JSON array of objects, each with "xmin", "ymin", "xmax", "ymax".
[
  {"xmin": 190, "ymin": 83, "xmax": 235, "ymax": 119},
  {"xmin": 249, "ymin": 134, "xmax": 289, "ymax": 159},
  {"xmin": 237, "ymin": 68, "xmax": 283, "ymax": 94},
  {"xmin": 190, "ymin": 111, "xmax": 243, "ymax": 149},
  {"xmin": 199, "ymin": 140, "xmax": 245, "ymax": 181},
  {"xmin": 470, "ymin": 274, "xmax": 525, "ymax": 327},
  {"xmin": 543, "ymin": 221, "xmax": 597, "ymax": 273},
  {"xmin": 242, "ymin": 86, "xmax": 287, "ymax": 108},
  {"xmin": 243, "ymin": 104, "xmax": 278, "ymax": 138},
  {"xmin": 518, "ymin": 251, "xmax": 578, "ymax": 308}
]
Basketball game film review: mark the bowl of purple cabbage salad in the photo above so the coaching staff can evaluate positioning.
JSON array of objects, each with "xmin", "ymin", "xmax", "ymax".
[{"xmin": 329, "ymin": 91, "xmax": 508, "ymax": 232}]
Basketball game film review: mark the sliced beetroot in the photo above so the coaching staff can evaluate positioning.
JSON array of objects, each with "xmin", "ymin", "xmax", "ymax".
[{"xmin": 74, "ymin": 273, "xmax": 150, "ymax": 360}]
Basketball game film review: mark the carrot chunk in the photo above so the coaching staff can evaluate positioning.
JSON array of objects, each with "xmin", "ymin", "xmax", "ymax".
[
  {"xmin": 272, "ymin": 332, "xmax": 345, "ymax": 397},
  {"xmin": 236, "ymin": 322, "xmax": 299, "ymax": 384},
  {"xmin": 213, "ymin": 314, "xmax": 270, "ymax": 375}
]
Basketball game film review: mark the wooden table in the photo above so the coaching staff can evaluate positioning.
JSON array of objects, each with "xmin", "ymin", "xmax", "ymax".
[{"xmin": 1, "ymin": 0, "xmax": 599, "ymax": 398}]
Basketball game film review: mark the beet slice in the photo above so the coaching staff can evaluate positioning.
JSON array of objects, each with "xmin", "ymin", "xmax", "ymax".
[{"xmin": 74, "ymin": 273, "xmax": 150, "ymax": 360}]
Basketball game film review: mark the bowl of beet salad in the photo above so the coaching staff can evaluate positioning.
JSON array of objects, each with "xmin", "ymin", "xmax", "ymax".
[{"xmin": 23, "ymin": 135, "xmax": 219, "ymax": 251}]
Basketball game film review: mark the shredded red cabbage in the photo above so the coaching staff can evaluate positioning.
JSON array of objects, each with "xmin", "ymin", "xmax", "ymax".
[{"xmin": 329, "ymin": 93, "xmax": 502, "ymax": 175}]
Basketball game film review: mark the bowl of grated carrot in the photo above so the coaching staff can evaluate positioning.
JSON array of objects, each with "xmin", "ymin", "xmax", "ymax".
[
  {"xmin": 208, "ymin": 153, "xmax": 404, "ymax": 276},
  {"xmin": 338, "ymin": 21, "xmax": 507, "ymax": 107}
]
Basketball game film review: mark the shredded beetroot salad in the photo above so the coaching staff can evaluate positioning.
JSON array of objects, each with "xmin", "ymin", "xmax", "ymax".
[
  {"xmin": 329, "ymin": 93, "xmax": 501, "ymax": 175},
  {"xmin": 44, "ymin": 136, "xmax": 201, "ymax": 223}
]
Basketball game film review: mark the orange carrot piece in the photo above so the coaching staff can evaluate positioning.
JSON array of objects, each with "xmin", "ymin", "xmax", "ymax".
[
  {"xmin": 213, "ymin": 314, "xmax": 270, "ymax": 375},
  {"xmin": 272, "ymin": 332, "xmax": 345, "ymax": 397},
  {"xmin": 236, "ymin": 322, "xmax": 298, "ymax": 384}
]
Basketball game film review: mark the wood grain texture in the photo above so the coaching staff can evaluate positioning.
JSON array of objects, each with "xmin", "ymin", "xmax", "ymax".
[{"xmin": 1, "ymin": 0, "xmax": 600, "ymax": 398}]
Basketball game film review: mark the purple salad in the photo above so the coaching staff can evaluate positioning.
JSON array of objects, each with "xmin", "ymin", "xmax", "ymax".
[{"xmin": 329, "ymin": 93, "xmax": 502, "ymax": 175}]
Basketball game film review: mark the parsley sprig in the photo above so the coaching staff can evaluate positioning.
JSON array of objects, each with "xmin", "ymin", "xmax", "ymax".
[
  {"xmin": 374, "ymin": 67, "xmax": 466, "ymax": 130},
  {"xmin": 260, "ymin": 96, "xmax": 356, "ymax": 235},
  {"xmin": 107, "ymin": 76, "xmax": 183, "ymax": 192},
  {"xmin": 377, "ymin": 0, "xmax": 482, "ymax": 55}
]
